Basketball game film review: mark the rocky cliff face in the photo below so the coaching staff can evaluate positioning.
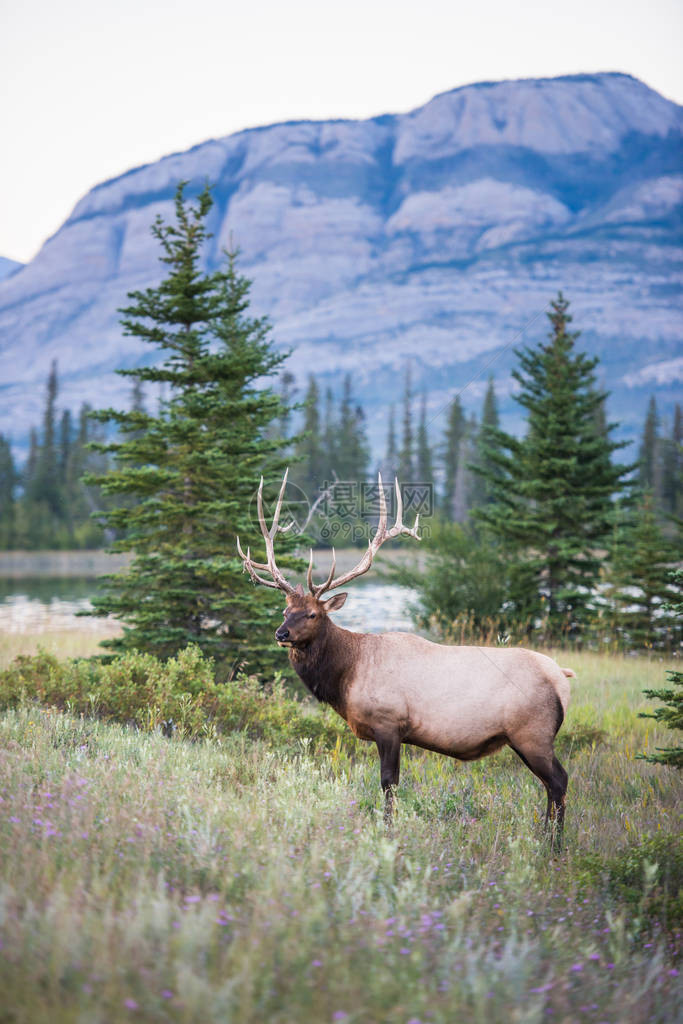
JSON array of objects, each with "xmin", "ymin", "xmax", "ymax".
[{"xmin": 1, "ymin": 72, "xmax": 681, "ymax": 454}]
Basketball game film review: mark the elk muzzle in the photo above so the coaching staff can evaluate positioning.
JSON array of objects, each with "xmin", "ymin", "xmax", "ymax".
[{"xmin": 275, "ymin": 624, "xmax": 292, "ymax": 647}]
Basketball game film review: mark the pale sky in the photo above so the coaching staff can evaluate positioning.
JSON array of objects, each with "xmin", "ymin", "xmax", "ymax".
[{"xmin": 2, "ymin": 0, "xmax": 682, "ymax": 264}]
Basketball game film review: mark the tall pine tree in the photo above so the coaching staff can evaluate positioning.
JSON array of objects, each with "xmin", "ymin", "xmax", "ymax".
[
  {"xmin": 397, "ymin": 366, "xmax": 414, "ymax": 482},
  {"xmin": 639, "ymin": 569, "xmax": 683, "ymax": 767},
  {"xmin": 416, "ymin": 392, "xmax": 434, "ymax": 484},
  {"xmin": 442, "ymin": 395, "xmax": 466, "ymax": 520},
  {"xmin": 607, "ymin": 493, "xmax": 680, "ymax": 650},
  {"xmin": 336, "ymin": 374, "xmax": 369, "ymax": 482},
  {"xmin": 470, "ymin": 376, "xmax": 501, "ymax": 509},
  {"xmin": 383, "ymin": 404, "xmax": 398, "ymax": 482},
  {"xmin": 291, "ymin": 375, "xmax": 325, "ymax": 500},
  {"xmin": 474, "ymin": 293, "xmax": 630, "ymax": 639},
  {"xmin": 0, "ymin": 435, "xmax": 17, "ymax": 548},
  {"xmin": 20, "ymin": 363, "xmax": 64, "ymax": 547},
  {"xmin": 661, "ymin": 404, "xmax": 682, "ymax": 519},
  {"xmin": 639, "ymin": 396, "xmax": 661, "ymax": 496},
  {"xmin": 86, "ymin": 183, "xmax": 294, "ymax": 672},
  {"xmin": 321, "ymin": 386, "xmax": 337, "ymax": 480}
]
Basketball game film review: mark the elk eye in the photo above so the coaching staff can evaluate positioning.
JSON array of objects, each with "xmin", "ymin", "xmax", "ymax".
[{"xmin": 308, "ymin": 613, "xmax": 316, "ymax": 619}]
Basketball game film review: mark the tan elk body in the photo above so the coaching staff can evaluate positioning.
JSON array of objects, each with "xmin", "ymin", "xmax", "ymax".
[{"xmin": 239, "ymin": 471, "xmax": 573, "ymax": 844}]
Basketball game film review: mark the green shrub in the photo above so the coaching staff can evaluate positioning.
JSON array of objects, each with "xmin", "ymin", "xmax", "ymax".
[
  {"xmin": 0, "ymin": 645, "xmax": 347, "ymax": 751},
  {"xmin": 576, "ymin": 833, "xmax": 683, "ymax": 935},
  {"xmin": 387, "ymin": 519, "xmax": 539, "ymax": 643}
]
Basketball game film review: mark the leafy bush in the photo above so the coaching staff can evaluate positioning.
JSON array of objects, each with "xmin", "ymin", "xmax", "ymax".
[
  {"xmin": 576, "ymin": 834, "xmax": 683, "ymax": 936},
  {"xmin": 0, "ymin": 645, "xmax": 346, "ymax": 750},
  {"xmin": 389, "ymin": 519, "xmax": 536, "ymax": 642}
]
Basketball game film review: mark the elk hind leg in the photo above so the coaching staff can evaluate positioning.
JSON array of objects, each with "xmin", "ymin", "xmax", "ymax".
[{"xmin": 509, "ymin": 742, "xmax": 568, "ymax": 853}]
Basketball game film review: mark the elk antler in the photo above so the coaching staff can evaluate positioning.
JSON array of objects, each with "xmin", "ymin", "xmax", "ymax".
[
  {"xmin": 307, "ymin": 473, "xmax": 420, "ymax": 598},
  {"xmin": 236, "ymin": 471, "xmax": 296, "ymax": 594}
]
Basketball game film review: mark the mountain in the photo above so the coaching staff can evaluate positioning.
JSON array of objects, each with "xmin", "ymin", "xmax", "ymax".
[
  {"xmin": 0, "ymin": 257, "xmax": 23, "ymax": 282},
  {"xmin": 1, "ymin": 72, "xmax": 681, "ymax": 459}
]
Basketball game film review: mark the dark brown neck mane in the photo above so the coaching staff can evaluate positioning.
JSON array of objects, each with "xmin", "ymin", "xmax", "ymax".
[{"xmin": 288, "ymin": 618, "xmax": 359, "ymax": 713}]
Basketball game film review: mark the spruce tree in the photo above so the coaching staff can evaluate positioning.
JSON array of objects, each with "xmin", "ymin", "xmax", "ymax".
[
  {"xmin": 275, "ymin": 371, "xmax": 297, "ymax": 442},
  {"xmin": 470, "ymin": 376, "xmax": 501, "ymax": 509},
  {"xmin": 416, "ymin": 393, "xmax": 434, "ymax": 484},
  {"xmin": 593, "ymin": 391, "xmax": 609, "ymax": 442},
  {"xmin": 334, "ymin": 379, "xmax": 349, "ymax": 479},
  {"xmin": 322, "ymin": 387, "xmax": 337, "ymax": 480},
  {"xmin": 291, "ymin": 375, "xmax": 324, "ymax": 500},
  {"xmin": 442, "ymin": 396, "xmax": 466, "ymax": 519},
  {"xmin": 661, "ymin": 404, "xmax": 682, "ymax": 518},
  {"xmin": 350, "ymin": 402, "xmax": 370, "ymax": 483},
  {"xmin": 473, "ymin": 293, "xmax": 630, "ymax": 639},
  {"xmin": 86, "ymin": 183, "xmax": 294, "ymax": 672},
  {"xmin": 68, "ymin": 403, "xmax": 111, "ymax": 548},
  {"xmin": 639, "ymin": 396, "xmax": 660, "ymax": 494},
  {"xmin": 607, "ymin": 493, "xmax": 680, "ymax": 649},
  {"xmin": 16, "ymin": 428, "xmax": 39, "ymax": 548},
  {"xmin": 20, "ymin": 365, "xmax": 62, "ymax": 548},
  {"xmin": 34, "ymin": 360, "xmax": 61, "ymax": 522},
  {"xmin": 383, "ymin": 405, "xmax": 398, "ymax": 482},
  {"xmin": 451, "ymin": 414, "xmax": 477, "ymax": 523},
  {"xmin": 129, "ymin": 381, "xmax": 147, "ymax": 429},
  {"xmin": 58, "ymin": 409, "xmax": 74, "ymax": 543},
  {"xmin": 639, "ymin": 569, "xmax": 683, "ymax": 767},
  {"xmin": 397, "ymin": 367, "xmax": 414, "ymax": 482},
  {"xmin": 0, "ymin": 435, "xmax": 17, "ymax": 548}
]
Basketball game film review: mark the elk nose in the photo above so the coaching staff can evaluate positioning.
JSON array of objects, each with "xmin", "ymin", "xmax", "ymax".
[{"xmin": 275, "ymin": 626, "xmax": 289, "ymax": 641}]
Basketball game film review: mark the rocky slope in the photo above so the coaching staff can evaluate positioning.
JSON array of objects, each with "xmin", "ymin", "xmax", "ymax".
[{"xmin": 1, "ymin": 72, "xmax": 681, "ymax": 456}]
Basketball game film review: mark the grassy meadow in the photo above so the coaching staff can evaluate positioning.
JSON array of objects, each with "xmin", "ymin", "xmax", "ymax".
[
  {"xmin": 0, "ymin": 640, "xmax": 680, "ymax": 1023},
  {"xmin": 0, "ymin": 628, "xmax": 121, "ymax": 668}
]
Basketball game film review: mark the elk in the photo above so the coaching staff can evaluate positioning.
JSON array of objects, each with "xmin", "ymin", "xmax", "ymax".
[{"xmin": 238, "ymin": 471, "xmax": 573, "ymax": 848}]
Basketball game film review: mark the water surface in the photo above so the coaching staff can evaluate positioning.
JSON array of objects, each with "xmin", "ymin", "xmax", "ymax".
[{"xmin": 0, "ymin": 577, "xmax": 416, "ymax": 635}]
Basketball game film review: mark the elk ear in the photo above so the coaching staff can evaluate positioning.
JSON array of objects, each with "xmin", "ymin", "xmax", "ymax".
[
  {"xmin": 323, "ymin": 592, "xmax": 347, "ymax": 612},
  {"xmin": 294, "ymin": 583, "xmax": 305, "ymax": 596}
]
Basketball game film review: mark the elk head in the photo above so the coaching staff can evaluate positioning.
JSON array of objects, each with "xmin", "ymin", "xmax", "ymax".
[
  {"xmin": 274, "ymin": 587, "xmax": 348, "ymax": 649},
  {"xmin": 236, "ymin": 468, "xmax": 420, "ymax": 647}
]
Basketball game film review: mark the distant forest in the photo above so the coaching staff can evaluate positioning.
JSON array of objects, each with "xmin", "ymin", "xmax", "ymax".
[{"xmin": 0, "ymin": 360, "xmax": 680, "ymax": 551}]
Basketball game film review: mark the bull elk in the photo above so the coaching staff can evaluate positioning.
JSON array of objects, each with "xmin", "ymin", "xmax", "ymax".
[{"xmin": 238, "ymin": 471, "xmax": 573, "ymax": 848}]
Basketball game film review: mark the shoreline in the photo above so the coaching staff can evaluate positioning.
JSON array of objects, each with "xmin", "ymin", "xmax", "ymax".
[{"xmin": 0, "ymin": 547, "xmax": 422, "ymax": 580}]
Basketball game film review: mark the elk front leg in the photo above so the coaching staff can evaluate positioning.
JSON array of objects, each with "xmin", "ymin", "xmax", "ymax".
[{"xmin": 376, "ymin": 734, "xmax": 401, "ymax": 824}]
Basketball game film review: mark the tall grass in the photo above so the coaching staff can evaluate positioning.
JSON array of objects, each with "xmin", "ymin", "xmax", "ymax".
[
  {"xmin": 0, "ymin": 648, "xmax": 680, "ymax": 1022},
  {"xmin": 0, "ymin": 627, "xmax": 118, "ymax": 668}
]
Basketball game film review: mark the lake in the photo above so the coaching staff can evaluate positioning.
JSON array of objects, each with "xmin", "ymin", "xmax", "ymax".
[{"xmin": 0, "ymin": 577, "xmax": 417, "ymax": 636}]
